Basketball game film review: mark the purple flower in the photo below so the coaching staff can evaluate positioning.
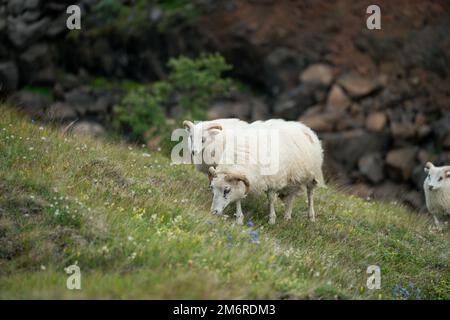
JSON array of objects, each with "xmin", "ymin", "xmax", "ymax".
[
  {"xmin": 248, "ymin": 232, "xmax": 258, "ymax": 237},
  {"xmin": 247, "ymin": 221, "xmax": 254, "ymax": 227}
]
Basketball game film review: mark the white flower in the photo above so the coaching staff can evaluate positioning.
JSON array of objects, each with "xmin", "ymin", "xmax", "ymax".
[
  {"xmin": 40, "ymin": 265, "xmax": 46, "ymax": 270},
  {"xmin": 127, "ymin": 236, "xmax": 134, "ymax": 241}
]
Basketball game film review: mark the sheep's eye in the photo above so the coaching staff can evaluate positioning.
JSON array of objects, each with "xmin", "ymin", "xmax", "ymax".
[
  {"xmin": 224, "ymin": 187, "xmax": 231, "ymax": 196},
  {"xmin": 438, "ymin": 177, "xmax": 443, "ymax": 182}
]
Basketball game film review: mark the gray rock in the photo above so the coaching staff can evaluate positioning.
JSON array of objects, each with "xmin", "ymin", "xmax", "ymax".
[
  {"xmin": 322, "ymin": 129, "xmax": 389, "ymax": 169},
  {"xmin": 337, "ymin": 72, "xmax": 380, "ymax": 98},
  {"xmin": 208, "ymin": 96, "xmax": 253, "ymax": 120},
  {"xmin": 0, "ymin": 61, "xmax": 19, "ymax": 93},
  {"xmin": 273, "ymin": 83, "xmax": 318, "ymax": 119},
  {"xmin": 7, "ymin": 91, "xmax": 50, "ymax": 115},
  {"xmin": 358, "ymin": 153, "xmax": 384, "ymax": 184},
  {"xmin": 250, "ymin": 97, "xmax": 270, "ymax": 121},
  {"xmin": 64, "ymin": 88, "xmax": 95, "ymax": 115},
  {"xmin": 432, "ymin": 111, "xmax": 450, "ymax": 147},
  {"xmin": 8, "ymin": 0, "xmax": 26, "ymax": 14},
  {"xmin": 300, "ymin": 64, "xmax": 334, "ymax": 86},
  {"xmin": 72, "ymin": 121, "xmax": 105, "ymax": 137},
  {"xmin": 264, "ymin": 47, "xmax": 305, "ymax": 93},
  {"xmin": 326, "ymin": 84, "xmax": 350, "ymax": 112},
  {"xmin": 46, "ymin": 102, "xmax": 77, "ymax": 120},
  {"xmin": 7, "ymin": 16, "xmax": 50, "ymax": 47},
  {"xmin": 385, "ymin": 147, "xmax": 418, "ymax": 182}
]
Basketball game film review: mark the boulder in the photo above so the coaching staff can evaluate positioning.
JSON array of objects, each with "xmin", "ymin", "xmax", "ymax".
[
  {"xmin": 390, "ymin": 122, "xmax": 417, "ymax": 140},
  {"xmin": 264, "ymin": 48, "xmax": 304, "ymax": 93},
  {"xmin": 46, "ymin": 103, "xmax": 77, "ymax": 120},
  {"xmin": 337, "ymin": 72, "xmax": 379, "ymax": 98},
  {"xmin": 72, "ymin": 121, "xmax": 105, "ymax": 137},
  {"xmin": 326, "ymin": 84, "xmax": 350, "ymax": 112},
  {"xmin": 300, "ymin": 64, "xmax": 334, "ymax": 86},
  {"xmin": 273, "ymin": 83, "xmax": 317, "ymax": 119},
  {"xmin": 7, "ymin": 16, "xmax": 50, "ymax": 47},
  {"xmin": 0, "ymin": 61, "xmax": 19, "ymax": 93},
  {"xmin": 64, "ymin": 88, "xmax": 95, "ymax": 115},
  {"xmin": 358, "ymin": 153, "xmax": 384, "ymax": 184},
  {"xmin": 366, "ymin": 112, "xmax": 387, "ymax": 132},
  {"xmin": 250, "ymin": 97, "xmax": 270, "ymax": 120},
  {"xmin": 299, "ymin": 112, "xmax": 338, "ymax": 132},
  {"xmin": 322, "ymin": 129, "xmax": 388, "ymax": 169},
  {"xmin": 385, "ymin": 147, "xmax": 418, "ymax": 181},
  {"xmin": 432, "ymin": 111, "xmax": 450, "ymax": 148},
  {"xmin": 207, "ymin": 95, "xmax": 254, "ymax": 120},
  {"xmin": 7, "ymin": 91, "xmax": 50, "ymax": 116}
]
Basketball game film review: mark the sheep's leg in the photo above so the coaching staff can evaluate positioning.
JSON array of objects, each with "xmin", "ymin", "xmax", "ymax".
[
  {"xmin": 307, "ymin": 185, "xmax": 316, "ymax": 222},
  {"xmin": 235, "ymin": 200, "xmax": 244, "ymax": 225},
  {"xmin": 283, "ymin": 193, "xmax": 295, "ymax": 221},
  {"xmin": 433, "ymin": 215, "xmax": 442, "ymax": 231},
  {"xmin": 267, "ymin": 191, "xmax": 277, "ymax": 225}
]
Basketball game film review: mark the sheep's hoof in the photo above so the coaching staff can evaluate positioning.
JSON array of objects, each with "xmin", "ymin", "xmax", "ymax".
[
  {"xmin": 236, "ymin": 217, "xmax": 244, "ymax": 225},
  {"xmin": 269, "ymin": 217, "xmax": 276, "ymax": 225}
]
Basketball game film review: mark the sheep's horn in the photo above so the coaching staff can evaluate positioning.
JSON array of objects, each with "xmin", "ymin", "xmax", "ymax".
[
  {"xmin": 207, "ymin": 123, "xmax": 222, "ymax": 131},
  {"xmin": 183, "ymin": 120, "xmax": 194, "ymax": 130},
  {"xmin": 208, "ymin": 167, "xmax": 217, "ymax": 182},
  {"xmin": 226, "ymin": 173, "xmax": 250, "ymax": 195},
  {"xmin": 444, "ymin": 166, "xmax": 450, "ymax": 177}
]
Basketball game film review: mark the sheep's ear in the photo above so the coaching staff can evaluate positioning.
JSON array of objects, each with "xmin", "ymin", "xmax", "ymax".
[
  {"xmin": 208, "ymin": 167, "xmax": 216, "ymax": 182},
  {"xmin": 183, "ymin": 120, "xmax": 194, "ymax": 131},
  {"xmin": 424, "ymin": 162, "xmax": 434, "ymax": 173}
]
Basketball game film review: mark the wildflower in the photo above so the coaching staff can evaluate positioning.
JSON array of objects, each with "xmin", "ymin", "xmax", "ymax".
[
  {"xmin": 207, "ymin": 220, "xmax": 214, "ymax": 225},
  {"xmin": 247, "ymin": 221, "xmax": 254, "ymax": 227},
  {"xmin": 127, "ymin": 236, "xmax": 134, "ymax": 241},
  {"xmin": 40, "ymin": 265, "xmax": 46, "ymax": 270}
]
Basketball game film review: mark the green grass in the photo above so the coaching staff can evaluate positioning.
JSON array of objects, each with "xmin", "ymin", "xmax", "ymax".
[{"xmin": 0, "ymin": 107, "xmax": 448, "ymax": 299}]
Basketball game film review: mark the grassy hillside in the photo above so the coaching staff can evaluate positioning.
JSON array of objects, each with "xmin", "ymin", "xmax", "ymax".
[{"xmin": 0, "ymin": 107, "xmax": 448, "ymax": 299}]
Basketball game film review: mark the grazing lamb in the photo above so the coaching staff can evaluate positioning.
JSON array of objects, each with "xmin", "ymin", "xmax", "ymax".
[
  {"xmin": 183, "ymin": 119, "xmax": 248, "ymax": 174},
  {"xmin": 424, "ymin": 162, "xmax": 450, "ymax": 229},
  {"xmin": 208, "ymin": 119, "xmax": 325, "ymax": 225}
]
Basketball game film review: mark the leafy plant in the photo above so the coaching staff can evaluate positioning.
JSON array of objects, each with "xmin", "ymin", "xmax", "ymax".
[{"xmin": 112, "ymin": 54, "xmax": 233, "ymax": 145}]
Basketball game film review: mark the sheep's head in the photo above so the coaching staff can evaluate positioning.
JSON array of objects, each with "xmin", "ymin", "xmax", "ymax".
[
  {"xmin": 424, "ymin": 162, "xmax": 450, "ymax": 191},
  {"xmin": 208, "ymin": 167, "xmax": 249, "ymax": 215},
  {"xmin": 183, "ymin": 120, "xmax": 222, "ymax": 157}
]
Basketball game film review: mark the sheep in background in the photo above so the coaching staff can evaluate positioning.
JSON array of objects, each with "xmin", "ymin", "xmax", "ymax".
[
  {"xmin": 183, "ymin": 119, "xmax": 248, "ymax": 174},
  {"xmin": 424, "ymin": 162, "xmax": 450, "ymax": 230},
  {"xmin": 208, "ymin": 119, "xmax": 325, "ymax": 225}
]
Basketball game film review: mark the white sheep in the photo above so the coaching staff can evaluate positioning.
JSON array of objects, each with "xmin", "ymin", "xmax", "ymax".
[
  {"xmin": 183, "ymin": 118, "xmax": 248, "ymax": 174},
  {"xmin": 424, "ymin": 162, "xmax": 450, "ymax": 229},
  {"xmin": 208, "ymin": 119, "xmax": 325, "ymax": 225}
]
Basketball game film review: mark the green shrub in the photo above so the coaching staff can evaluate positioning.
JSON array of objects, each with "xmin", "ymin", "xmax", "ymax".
[{"xmin": 112, "ymin": 54, "xmax": 233, "ymax": 144}]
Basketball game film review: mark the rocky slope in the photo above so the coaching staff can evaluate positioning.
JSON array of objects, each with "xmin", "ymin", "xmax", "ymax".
[{"xmin": 0, "ymin": 0, "xmax": 449, "ymax": 210}]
